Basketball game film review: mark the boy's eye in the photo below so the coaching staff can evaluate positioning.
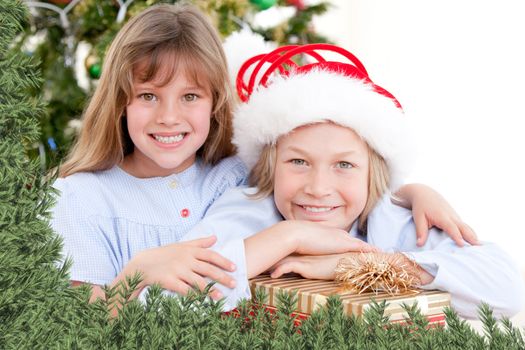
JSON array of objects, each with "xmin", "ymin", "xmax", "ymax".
[
  {"xmin": 336, "ymin": 161, "xmax": 353, "ymax": 169},
  {"xmin": 184, "ymin": 94, "xmax": 198, "ymax": 102},
  {"xmin": 139, "ymin": 93, "xmax": 157, "ymax": 102},
  {"xmin": 291, "ymin": 159, "xmax": 306, "ymax": 166}
]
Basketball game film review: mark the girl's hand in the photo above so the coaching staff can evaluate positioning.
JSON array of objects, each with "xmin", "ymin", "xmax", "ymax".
[
  {"xmin": 394, "ymin": 184, "xmax": 479, "ymax": 247},
  {"xmin": 127, "ymin": 235, "xmax": 236, "ymax": 300},
  {"xmin": 270, "ymin": 253, "xmax": 346, "ymax": 280}
]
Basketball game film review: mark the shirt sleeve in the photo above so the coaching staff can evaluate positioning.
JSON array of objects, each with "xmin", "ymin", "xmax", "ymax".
[
  {"xmin": 182, "ymin": 187, "xmax": 282, "ymax": 311},
  {"xmin": 51, "ymin": 178, "xmax": 120, "ymax": 286},
  {"xmin": 205, "ymin": 156, "xmax": 249, "ymax": 203},
  {"xmin": 366, "ymin": 195, "xmax": 525, "ymax": 319}
]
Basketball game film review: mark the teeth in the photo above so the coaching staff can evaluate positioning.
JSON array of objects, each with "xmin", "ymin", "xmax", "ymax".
[
  {"xmin": 303, "ymin": 206, "xmax": 333, "ymax": 213},
  {"xmin": 153, "ymin": 134, "xmax": 184, "ymax": 144}
]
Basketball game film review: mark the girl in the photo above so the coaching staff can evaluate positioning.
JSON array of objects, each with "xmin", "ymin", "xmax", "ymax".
[
  {"xmin": 51, "ymin": 4, "xmax": 476, "ymax": 304},
  {"xmin": 177, "ymin": 43, "xmax": 525, "ymax": 318}
]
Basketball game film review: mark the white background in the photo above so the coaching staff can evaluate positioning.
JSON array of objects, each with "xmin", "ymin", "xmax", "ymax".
[{"xmin": 314, "ymin": 0, "xmax": 525, "ymax": 272}]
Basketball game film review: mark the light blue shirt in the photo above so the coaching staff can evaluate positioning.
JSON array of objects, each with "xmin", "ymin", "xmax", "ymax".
[
  {"xmin": 178, "ymin": 187, "xmax": 525, "ymax": 319},
  {"xmin": 51, "ymin": 156, "xmax": 247, "ymax": 286}
]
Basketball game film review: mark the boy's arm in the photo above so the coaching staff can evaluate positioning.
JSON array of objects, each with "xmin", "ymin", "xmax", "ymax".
[
  {"xmin": 368, "ymin": 196, "xmax": 525, "ymax": 319},
  {"xmin": 269, "ymin": 252, "xmax": 435, "ymax": 285},
  {"xmin": 181, "ymin": 188, "xmax": 376, "ymax": 310},
  {"xmin": 405, "ymin": 236, "xmax": 525, "ymax": 319},
  {"xmin": 393, "ymin": 183, "xmax": 478, "ymax": 246},
  {"xmin": 244, "ymin": 220, "xmax": 376, "ymax": 278},
  {"xmin": 180, "ymin": 187, "xmax": 284, "ymax": 310}
]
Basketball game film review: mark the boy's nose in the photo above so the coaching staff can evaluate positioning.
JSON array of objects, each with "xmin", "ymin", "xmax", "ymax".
[{"xmin": 304, "ymin": 169, "xmax": 332, "ymax": 198}]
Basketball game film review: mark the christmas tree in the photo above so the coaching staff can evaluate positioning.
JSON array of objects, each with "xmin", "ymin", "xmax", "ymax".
[
  {"xmin": 0, "ymin": 0, "xmax": 90, "ymax": 346},
  {"xmin": 21, "ymin": 0, "xmax": 330, "ymax": 170}
]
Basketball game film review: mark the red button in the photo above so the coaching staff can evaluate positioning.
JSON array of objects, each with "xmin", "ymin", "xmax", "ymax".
[{"xmin": 181, "ymin": 208, "xmax": 190, "ymax": 218}]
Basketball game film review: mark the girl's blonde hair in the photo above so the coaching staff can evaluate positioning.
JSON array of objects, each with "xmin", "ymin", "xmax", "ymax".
[
  {"xmin": 59, "ymin": 4, "xmax": 235, "ymax": 177},
  {"xmin": 249, "ymin": 138, "xmax": 390, "ymax": 232}
]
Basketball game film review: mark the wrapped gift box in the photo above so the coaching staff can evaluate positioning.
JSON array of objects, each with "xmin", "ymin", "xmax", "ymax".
[{"xmin": 249, "ymin": 274, "xmax": 451, "ymax": 325}]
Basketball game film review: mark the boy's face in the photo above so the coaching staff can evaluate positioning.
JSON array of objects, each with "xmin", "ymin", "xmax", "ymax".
[{"xmin": 273, "ymin": 123, "xmax": 369, "ymax": 231}]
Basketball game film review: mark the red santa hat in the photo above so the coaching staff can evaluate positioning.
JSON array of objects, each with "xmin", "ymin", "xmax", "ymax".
[{"xmin": 230, "ymin": 41, "xmax": 415, "ymax": 192}]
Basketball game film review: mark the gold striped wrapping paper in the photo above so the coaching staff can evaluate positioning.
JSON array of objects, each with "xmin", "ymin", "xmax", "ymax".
[{"xmin": 249, "ymin": 274, "xmax": 451, "ymax": 322}]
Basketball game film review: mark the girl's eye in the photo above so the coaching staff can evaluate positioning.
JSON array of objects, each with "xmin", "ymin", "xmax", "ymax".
[
  {"xmin": 291, "ymin": 159, "xmax": 306, "ymax": 166},
  {"xmin": 336, "ymin": 161, "xmax": 353, "ymax": 169},
  {"xmin": 184, "ymin": 94, "xmax": 198, "ymax": 102},
  {"xmin": 140, "ymin": 93, "xmax": 157, "ymax": 102}
]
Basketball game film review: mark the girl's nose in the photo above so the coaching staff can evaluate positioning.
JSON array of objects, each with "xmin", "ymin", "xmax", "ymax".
[
  {"xmin": 304, "ymin": 169, "xmax": 332, "ymax": 198},
  {"xmin": 156, "ymin": 101, "xmax": 182, "ymax": 126}
]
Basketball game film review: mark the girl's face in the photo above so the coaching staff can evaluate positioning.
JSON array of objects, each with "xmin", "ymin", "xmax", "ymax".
[
  {"xmin": 124, "ymin": 68, "xmax": 212, "ymax": 177},
  {"xmin": 273, "ymin": 123, "xmax": 370, "ymax": 231}
]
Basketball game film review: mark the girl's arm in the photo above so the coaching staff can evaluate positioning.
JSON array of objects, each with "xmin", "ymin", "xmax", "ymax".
[
  {"xmin": 72, "ymin": 235, "xmax": 237, "ymax": 314},
  {"xmin": 51, "ymin": 177, "xmax": 238, "ymax": 310},
  {"xmin": 393, "ymin": 183, "xmax": 478, "ymax": 246}
]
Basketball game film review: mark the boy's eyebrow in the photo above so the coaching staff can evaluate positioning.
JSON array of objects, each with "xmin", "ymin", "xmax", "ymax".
[
  {"xmin": 285, "ymin": 146, "xmax": 360, "ymax": 157},
  {"xmin": 284, "ymin": 146, "xmax": 309, "ymax": 155}
]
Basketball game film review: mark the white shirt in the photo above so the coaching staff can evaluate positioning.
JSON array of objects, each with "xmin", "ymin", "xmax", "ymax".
[
  {"xmin": 50, "ymin": 157, "xmax": 247, "ymax": 285},
  {"xmin": 171, "ymin": 187, "xmax": 525, "ymax": 319}
]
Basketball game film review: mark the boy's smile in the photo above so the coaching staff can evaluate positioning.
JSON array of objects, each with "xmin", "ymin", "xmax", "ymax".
[{"xmin": 273, "ymin": 122, "xmax": 370, "ymax": 231}]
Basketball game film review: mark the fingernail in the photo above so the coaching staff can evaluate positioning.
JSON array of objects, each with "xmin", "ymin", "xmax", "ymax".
[
  {"xmin": 229, "ymin": 280, "xmax": 236, "ymax": 288},
  {"xmin": 230, "ymin": 263, "xmax": 236, "ymax": 271},
  {"xmin": 214, "ymin": 291, "xmax": 223, "ymax": 299}
]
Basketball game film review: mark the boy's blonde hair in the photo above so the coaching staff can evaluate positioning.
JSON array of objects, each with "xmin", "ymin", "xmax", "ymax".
[
  {"xmin": 59, "ymin": 4, "xmax": 235, "ymax": 177},
  {"xmin": 249, "ymin": 137, "xmax": 390, "ymax": 232}
]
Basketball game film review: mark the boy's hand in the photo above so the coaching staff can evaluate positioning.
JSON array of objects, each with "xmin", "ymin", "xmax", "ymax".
[
  {"xmin": 394, "ymin": 183, "xmax": 479, "ymax": 247},
  {"xmin": 128, "ymin": 235, "xmax": 236, "ymax": 300},
  {"xmin": 290, "ymin": 221, "xmax": 379, "ymax": 255},
  {"xmin": 270, "ymin": 253, "xmax": 346, "ymax": 280}
]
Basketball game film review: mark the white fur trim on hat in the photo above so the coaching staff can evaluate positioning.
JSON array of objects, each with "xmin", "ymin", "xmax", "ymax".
[
  {"xmin": 223, "ymin": 29, "xmax": 276, "ymax": 89},
  {"xmin": 232, "ymin": 69, "xmax": 415, "ymax": 192}
]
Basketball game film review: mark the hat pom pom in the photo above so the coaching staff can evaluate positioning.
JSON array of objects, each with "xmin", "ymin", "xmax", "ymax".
[{"xmin": 223, "ymin": 28, "xmax": 276, "ymax": 90}]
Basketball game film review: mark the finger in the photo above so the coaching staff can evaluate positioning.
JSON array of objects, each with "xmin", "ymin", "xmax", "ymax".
[
  {"xmin": 181, "ymin": 273, "xmax": 224, "ymax": 300},
  {"xmin": 348, "ymin": 239, "xmax": 380, "ymax": 253},
  {"xmin": 164, "ymin": 278, "xmax": 191, "ymax": 296},
  {"xmin": 440, "ymin": 223, "xmax": 464, "ymax": 247},
  {"xmin": 183, "ymin": 235, "xmax": 217, "ymax": 248},
  {"xmin": 413, "ymin": 212, "xmax": 430, "ymax": 247},
  {"xmin": 209, "ymin": 288, "xmax": 224, "ymax": 300},
  {"xmin": 194, "ymin": 261, "xmax": 236, "ymax": 289},
  {"xmin": 458, "ymin": 222, "xmax": 480, "ymax": 245},
  {"xmin": 196, "ymin": 249, "xmax": 236, "ymax": 272},
  {"xmin": 181, "ymin": 272, "xmax": 210, "ymax": 293},
  {"xmin": 270, "ymin": 262, "xmax": 296, "ymax": 278}
]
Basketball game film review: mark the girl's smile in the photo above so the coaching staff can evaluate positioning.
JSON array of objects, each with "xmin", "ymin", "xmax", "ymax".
[{"xmin": 151, "ymin": 132, "xmax": 186, "ymax": 145}]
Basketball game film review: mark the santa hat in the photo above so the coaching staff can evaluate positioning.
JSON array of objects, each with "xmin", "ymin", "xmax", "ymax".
[{"xmin": 230, "ymin": 40, "xmax": 415, "ymax": 192}]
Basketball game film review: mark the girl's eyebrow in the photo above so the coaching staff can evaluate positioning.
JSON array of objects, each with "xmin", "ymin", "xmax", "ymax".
[
  {"xmin": 183, "ymin": 84, "xmax": 206, "ymax": 91},
  {"xmin": 133, "ymin": 81, "xmax": 156, "ymax": 89}
]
